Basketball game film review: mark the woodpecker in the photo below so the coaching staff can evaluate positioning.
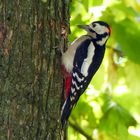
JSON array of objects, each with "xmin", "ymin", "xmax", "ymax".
[{"xmin": 61, "ymin": 21, "xmax": 111, "ymax": 127}]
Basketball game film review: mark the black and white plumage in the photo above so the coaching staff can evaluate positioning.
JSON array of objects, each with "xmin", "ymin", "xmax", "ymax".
[{"xmin": 61, "ymin": 21, "xmax": 111, "ymax": 127}]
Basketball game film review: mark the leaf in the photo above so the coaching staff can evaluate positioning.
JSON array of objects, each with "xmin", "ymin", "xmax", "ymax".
[
  {"xmin": 100, "ymin": 2, "xmax": 140, "ymax": 64},
  {"xmin": 124, "ymin": 61, "xmax": 140, "ymax": 94},
  {"xmin": 90, "ymin": 0, "xmax": 103, "ymax": 6},
  {"xmin": 113, "ymin": 19, "xmax": 140, "ymax": 64},
  {"xmin": 99, "ymin": 101, "xmax": 137, "ymax": 139},
  {"xmin": 71, "ymin": 100, "xmax": 96, "ymax": 128},
  {"xmin": 82, "ymin": 0, "xmax": 89, "ymax": 12}
]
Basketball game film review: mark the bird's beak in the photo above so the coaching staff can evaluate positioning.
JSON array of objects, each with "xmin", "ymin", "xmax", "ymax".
[{"xmin": 77, "ymin": 25, "xmax": 90, "ymax": 31}]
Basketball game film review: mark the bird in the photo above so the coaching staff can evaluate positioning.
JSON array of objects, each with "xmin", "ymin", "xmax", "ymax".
[{"xmin": 61, "ymin": 21, "xmax": 111, "ymax": 127}]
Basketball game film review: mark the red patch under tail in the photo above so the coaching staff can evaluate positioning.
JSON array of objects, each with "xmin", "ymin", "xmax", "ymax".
[{"xmin": 61, "ymin": 65, "xmax": 72, "ymax": 99}]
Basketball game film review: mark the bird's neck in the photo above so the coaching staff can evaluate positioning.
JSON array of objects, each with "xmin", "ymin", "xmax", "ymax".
[{"xmin": 87, "ymin": 33, "xmax": 109, "ymax": 46}]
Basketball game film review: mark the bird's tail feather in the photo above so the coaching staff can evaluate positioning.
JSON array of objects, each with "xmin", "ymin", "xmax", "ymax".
[{"xmin": 61, "ymin": 96, "xmax": 72, "ymax": 128}]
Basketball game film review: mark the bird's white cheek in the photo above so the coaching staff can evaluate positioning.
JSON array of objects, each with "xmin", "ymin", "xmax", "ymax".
[{"xmin": 95, "ymin": 28, "xmax": 104, "ymax": 34}]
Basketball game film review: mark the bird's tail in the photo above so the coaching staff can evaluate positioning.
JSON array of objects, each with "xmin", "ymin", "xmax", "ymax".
[{"xmin": 61, "ymin": 96, "xmax": 73, "ymax": 128}]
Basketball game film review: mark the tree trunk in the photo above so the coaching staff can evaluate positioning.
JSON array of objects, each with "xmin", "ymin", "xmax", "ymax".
[{"xmin": 0, "ymin": 0, "xmax": 70, "ymax": 139}]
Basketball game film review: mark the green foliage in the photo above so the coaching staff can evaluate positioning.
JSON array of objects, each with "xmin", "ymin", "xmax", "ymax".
[
  {"xmin": 101, "ymin": 3, "xmax": 140, "ymax": 63},
  {"xmin": 68, "ymin": 0, "xmax": 140, "ymax": 140},
  {"xmin": 99, "ymin": 93, "xmax": 136, "ymax": 140}
]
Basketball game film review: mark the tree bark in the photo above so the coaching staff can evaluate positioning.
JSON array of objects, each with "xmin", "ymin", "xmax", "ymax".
[{"xmin": 0, "ymin": 0, "xmax": 70, "ymax": 139}]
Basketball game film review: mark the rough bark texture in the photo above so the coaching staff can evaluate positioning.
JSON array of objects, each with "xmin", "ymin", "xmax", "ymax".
[{"xmin": 0, "ymin": 0, "xmax": 70, "ymax": 139}]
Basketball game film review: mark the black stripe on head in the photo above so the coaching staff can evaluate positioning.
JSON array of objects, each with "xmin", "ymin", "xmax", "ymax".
[
  {"xmin": 92, "ymin": 21, "xmax": 110, "ymax": 29},
  {"xmin": 89, "ymin": 28, "xmax": 95, "ymax": 33}
]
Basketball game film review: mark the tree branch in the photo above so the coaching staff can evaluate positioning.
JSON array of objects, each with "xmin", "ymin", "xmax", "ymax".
[
  {"xmin": 107, "ymin": 46, "xmax": 124, "ymax": 57},
  {"xmin": 69, "ymin": 121, "xmax": 95, "ymax": 140}
]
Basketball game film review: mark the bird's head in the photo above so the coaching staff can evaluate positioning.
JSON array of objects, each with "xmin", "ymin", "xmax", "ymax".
[{"xmin": 78, "ymin": 21, "xmax": 111, "ymax": 45}]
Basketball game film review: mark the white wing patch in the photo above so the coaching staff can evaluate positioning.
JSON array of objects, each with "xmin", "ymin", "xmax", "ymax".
[
  {"xmin": 71, "ymin": 87, "xmax": 75, "ymax": 93},
  {"xmin": 73, "ymin": 72, "xmax": 84, "ymax": 82},
  {"xmin": 72, "ymin": 79, "xmax": 80, "ymax": 90},
  {"xmin": 62, "ymin": 36, "xmax": 91, "ymax": 73},
  {"xmin": 81, "ymin": 42, "xmax": 95, "ymax": 76}
]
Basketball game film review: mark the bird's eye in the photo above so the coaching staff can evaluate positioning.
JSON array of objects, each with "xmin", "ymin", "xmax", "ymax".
[{"xmin": 92, "ymin": 23, "xmax": 96, "ymax": 28}]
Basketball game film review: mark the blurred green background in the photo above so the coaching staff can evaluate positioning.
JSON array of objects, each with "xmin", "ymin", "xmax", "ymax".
[{"xmin": 68, "ymin": 0, "xmax": 140, "ymax": 140}]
